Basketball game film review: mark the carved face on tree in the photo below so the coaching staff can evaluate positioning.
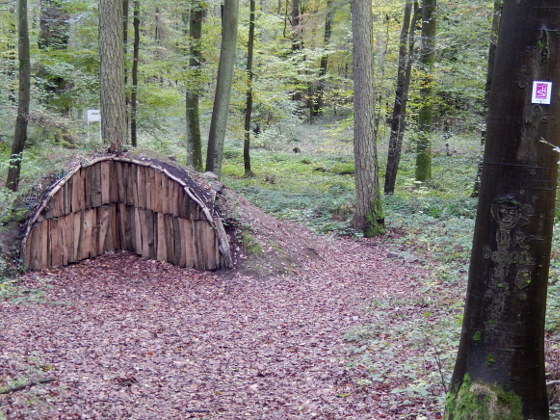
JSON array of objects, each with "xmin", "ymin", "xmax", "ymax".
[{"xmin": 492, "ymin": 199, "xmax": 522, "ymax": 229}]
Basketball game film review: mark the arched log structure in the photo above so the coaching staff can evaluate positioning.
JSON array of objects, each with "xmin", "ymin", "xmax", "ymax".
[{"xmin": 22, "ymin": 155, "xmax": 232, "ymax": 271}]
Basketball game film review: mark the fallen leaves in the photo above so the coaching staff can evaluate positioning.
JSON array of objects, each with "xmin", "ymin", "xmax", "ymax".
[{"xmin": 0, "ymin": 237, "xmax": 467, "ymax": 419}]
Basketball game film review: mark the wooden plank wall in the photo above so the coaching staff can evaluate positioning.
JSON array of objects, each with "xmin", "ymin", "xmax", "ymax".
[{"xmin": 25, "ymin": 160, "xmax": 224, "ymax": 271}]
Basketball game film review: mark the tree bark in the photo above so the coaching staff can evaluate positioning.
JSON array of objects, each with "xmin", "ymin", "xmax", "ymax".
[
  {"xmin": 186, "ymin": 0, "xmax": 204, "ymax": 171},
  {"xmin": 99, "ymin": 0, "xmax": 126, "ymax": 155},
  {"xmin": 446, "ymin": 1, "xmax": 560, "ymax": 418},
  {"xmin": 243, "ymin": 0, "xmax": 256, "ymax": 177},
  {"xmin": 351, "ymin": 0, "xmax": 384, "ymax": 237},
  {"xmin": 130, "ymin": 0, "xmax": 140, "ymax": 148},
  {"xmin": 205, "ymin": 0, "xmax": 239, "ymax": 178},
  {"xmin": 6, "ymin": 0, "xmax": 31, "ymax": 192},
  {"xmin": 415, "ymin": 0, "xmax": 436, "ymax": 182},
  {"xmin": 384, "ymin": 0, "xmax": 418, "ymax": 195}
]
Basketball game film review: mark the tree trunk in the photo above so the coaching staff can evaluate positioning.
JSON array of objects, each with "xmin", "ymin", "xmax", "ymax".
[
  {"xmin": 446, "ymin": 1, "xmax": 560, "ymax": 418},
  {"xmin": 6, "ymin": 0, "xmax": 31, "ymax": 192},
  {"xmin": 186, "ymin": 0, "xmax": 204, "ymax": 171},
  {"xmin": 130, "ymin": 0, "xmax": 140, "ymax": 148},
  {"xmin": 39, "ymin": 0, "xmax": 69, "ymax": 49},
  {"xmin": 415, "ymin": 0, "xmax": 436, "ymax": 182},
  {"xmin": 205, "ymin": 0, "xmax": 239, "ymax": 178},
  {"xmin": 291, "ymin": 0, "xmax": 303, "ymax": 102},
  {"xmin": 123, "ymin": 0, "xmax": 130, "ymax": 142},
  {"xmin": 471, "ymin": 0, "xmax": 503, "ymax": 198},
  {"xmin": 99, "ymin": 0, "xmax": 126, "ymax": 155},
  {"xmin": 38, "ymin": 0, "xmax": 70, "ymax": 116},
  {"xmin": 351, "ymin": 0, "xmax": 384, "ymax": 237},
  {"xmin": 243, "ymin": 0, "xmax": 256, "ymax": 177},
  {"xmin": 312, "ymin": 0, "xmax": 332, "ymax": 117},
  {"xmin": 384, "ymin": 0, "xmax": 418, "ymax": 195}
]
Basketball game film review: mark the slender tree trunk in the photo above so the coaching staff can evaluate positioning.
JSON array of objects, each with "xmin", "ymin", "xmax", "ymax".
[
  {"xmin": 130, "ymin": 0, "xmax": 140, "ymax": 148},
  {"xmin": 6, "ymin": 0, "xmax": 30, "ymax": 192},
  {"xmin": 99, "ymin": 0, "xmax": 126, "ymax": 154},
  {"xmin": 446, "ymin": 1, "xmax": 560, "ymax": 418},
  {"xmin": 291, "ymin": 0, "xmax": 303, "ymax": 102},
  {"xmin": 384, "ymin": 0, "xmax": 418, "ymax": 195},
  {"xmin": 186, "ymin": 0, "xmax": 204, "ymax": 171},
  {"xmin": 415, "ymin": 0, "xmax": 436, "ymax": 182},
  {"xmin": 471, "ymin": 0, "xmax": 503, "ymax": 198},
  {"xmin": 123, "ymin": 0, "xmax": 130, "ymax": 143},
  {"xmin": 205, "ymin": 0, "xmax": 239, "ymax": 178},
  {"xmin": 243, "ymin": 0, "xmax": 256, "ymax": 177},
  {"xmin": 313, "ymin": 0, "xmax": 332, "ymax": 117},
  {"xmin": 351, "ymin": 0, "xmax": 384, "ymax": 237}
]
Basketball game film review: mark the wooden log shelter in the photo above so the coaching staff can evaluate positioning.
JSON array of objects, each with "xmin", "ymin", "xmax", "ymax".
[{"xmin": 22, "ymin": 155, "xmax": 233, "ymax": 271}]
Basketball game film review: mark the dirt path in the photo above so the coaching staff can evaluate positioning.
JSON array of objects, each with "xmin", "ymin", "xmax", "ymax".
[{"xmin": 0, "ymin": 236, "xmax": 446, "ymax": 419}]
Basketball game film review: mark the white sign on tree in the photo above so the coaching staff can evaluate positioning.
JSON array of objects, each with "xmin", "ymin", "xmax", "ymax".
[{"xmin": 87, "ymin": 109, "xmax": 101, "ymax": 123}]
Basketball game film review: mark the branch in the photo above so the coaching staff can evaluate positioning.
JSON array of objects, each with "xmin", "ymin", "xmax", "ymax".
[{"xmin": 0, "ymin": 377, "xmax": 55, "ymax": 394}]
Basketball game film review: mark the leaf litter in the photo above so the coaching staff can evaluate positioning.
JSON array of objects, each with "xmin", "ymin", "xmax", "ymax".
[{"xmin": 1, "ymin": 229, "xmax": 558, "ymax": 419}]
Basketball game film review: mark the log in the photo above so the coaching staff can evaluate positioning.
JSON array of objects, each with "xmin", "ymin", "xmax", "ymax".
[
  {"xmin": 104, "ymin": 204, "xmax": 118, "ymax": 252},
  {"xmin": 73, "ymin": 211, "xmax": 83, "ymax": 262},
  {"xmin": 156, "ymin": 212, "xmax": 167, "ymax": 261},
  {"xmin": 136, "ymin": 165, "xmax": 146, "ymax": 209},
  {"xmin": 153, "ymin": 171, "xmax": 163, "ymax": 213},
  {"xmin": 49, "ymin": 218, "xmax": 62, "ymax": 267},
  {"xmin": 109, "ymin": 161, "xmax": 119, "ymax": 203},
  {"xmin": 145, "ymin": 209, "xmax": 156, "ymax": 259},
  {"xmin": 97, "ymin": 205, "xmax": 111, "ymax": 255},
  {"xmin": 100, "ymin": 161, "xmax": 111, "ymax": 205},
  {"xmin": 116, "ymin": 162, "xmax": 125, "ymax": 203},
  {"xmin": 60, "ymin": 215, "xmax": 73, "ymax": 266},
  {"xmin": 181, "ymin": 218, "xmax": 195, "ymax": 268},
  {"xmin": 165, "ymin": 215, "xmax": 175, "ymax": 264},
  {"xmin": 82, "ymin": 209, "xmax": 96, "ymax": 259},
  {"xmin": 173, "ymin": 217, "xmax": 182, "ymax": 266}
]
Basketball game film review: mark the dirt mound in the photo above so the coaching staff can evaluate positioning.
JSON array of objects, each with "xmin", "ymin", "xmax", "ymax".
[{"xmin": 218, "ymin": 188, "xmax": 324, "ymax": 279}]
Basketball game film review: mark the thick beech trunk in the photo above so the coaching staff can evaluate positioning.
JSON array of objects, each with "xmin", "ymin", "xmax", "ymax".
[
  {"xmin": 6, "ymin": 0, "xmax": 30, "ymax": 192},
  {"xmin": 99, "ymin": 0, "xmax": 126, "ymax": 154},
  {"xmin": 350, "ymin": 0, "xmax": 384, "ymax": 237},
  {"xmin": 446, "ymin": 1, "xmax": 560, "ymax": 418}
]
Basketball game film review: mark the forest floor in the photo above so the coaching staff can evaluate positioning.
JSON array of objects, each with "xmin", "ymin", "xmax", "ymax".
[{"xmin": 2, "ymin": 193, "xmax": 560, "ymax": 419}]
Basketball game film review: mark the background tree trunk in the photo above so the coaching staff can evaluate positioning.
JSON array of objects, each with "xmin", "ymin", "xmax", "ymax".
[
  {"xmin": 38, "ymin": 0, "xmax": 70, "ymax": 116},
  {"xmin": 351, "ymin": 0, "xmax": 384, "ymax": 237},
  {"xmin": 313, "ymin": 0, "xmax": 332, "ymax": 117},
  {"xmin": 205, "ymin": 0, "xmax": 239, "ymax": 178},
  {"xmin": 6, "ymin": 0, "xmax": 31, "ymax": 192},
  {"xmin": 130, "ymin": 0, "xmax": 140, "ymax": 148},
  {"xmin": 243, "ymin": 0, "xmax": 256, "ymax": 177},
  {"xmin": 471, "ymin": 0, "xmax": 503, "ymax": 198},
  {"xmin": 186, "ymin": 0, "xmax": 204, "ymax": 171},
  {"xmin": 384, "ymin": 0, "xmax": 418, "ymax": 195},
  {"xmin": 415, "ymin": 0, "xmax": 436, "ymax": 182},
  {"xmin": 446, "ymin": 1, "xmax": 560, "ymax": 418},
  {"xmin": 99, "ymin": 0, "xmax": 126, "ymax": 154}
]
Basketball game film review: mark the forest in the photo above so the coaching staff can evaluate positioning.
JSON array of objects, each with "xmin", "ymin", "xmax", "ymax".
[{"xmin": 2, "ymin": 0, "xmax": 560, "ymax": 418}]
